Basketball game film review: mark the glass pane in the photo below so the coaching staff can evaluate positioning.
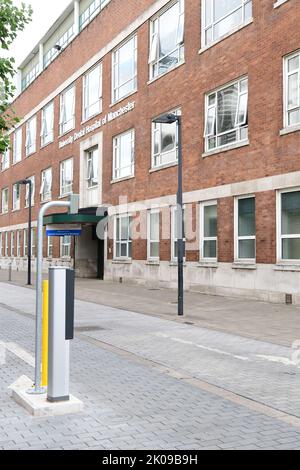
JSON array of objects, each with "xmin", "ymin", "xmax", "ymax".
[
  {"xmin": 236, "ymin": 93, "xmax": 248, "ymax": 125},
  {"xmin": 288, "ymin": 56, "xmax": 299, "ymax": 73},
  {"xmin": 288, "ymin": 73, "xmax": 299, "ymax": 109},
  {"xmin": 288, "ymin": 109, "xmax": 300, "ymax": 126},
  {"xmin": 159, "ymin": 3, "xmax": 179, "ymax": 58},
  {"xmin": 150, "ymin": 212, "xmax": 159, "ymax": 240},
  {"xmin": 119, "ymin": 132, "xmax": 133, "ymax": 177},
  {"xmin": 121, "ymin": 217, "xmax": 128, "ymax": 240},
  {"xmin": 150, "ymin": 242, "xmax": 159, "ymax": 258},
  {"xmin": 239, "ymin": 239, "xmax": 255, "ymax": 259},
  {"xmin": 214, "ymin": 8, "xmax": 242, "ymax": 40},
  {"xmin": 204, "ymin": 205, "xmax": 217, "ymax": 237},
  {"xmin": 282, "ymin": 238, "xmax": 300, "ymax": 260},
  {"xmin": 218, "ymin": 130, "xmax": 238, "ymax": 146},
  {"xmin": 217, "ymin": 84, "xmax": 238, "ymax": 134},
  {"xmin": 121, "ymin": 243, "xmax": 127, "ymax": 257},
  {"xmin": 204, "ymin": 240, "xmax": 217, "ymax": 258},
  {"xmin": 161, "ymin": 123, "xmax": 176, "ymax": 153},
  {"xmin": 244, "ymin": 1, "xmax": 252, "ymax": 21},
  {"xmin": 238, "ymin": 197, "xmax": 255, "ymax": 236},
  {"xmin": 282, "ymin": 192, "xmax": 300, "ymax": 235},
  {"xmin": 213, "ymin": 0, "xmax": 242, "ymax": 22}
]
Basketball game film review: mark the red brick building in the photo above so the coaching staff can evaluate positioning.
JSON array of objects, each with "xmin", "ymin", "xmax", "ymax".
[{"xmin": 1, "ymin": 0, "xmax": 300, "ymax": 303}]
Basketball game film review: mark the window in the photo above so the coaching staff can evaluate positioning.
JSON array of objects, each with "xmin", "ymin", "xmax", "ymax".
[
  {"xmin": 60, "ymin": 236, "xmax": 71, "ymax": 258},
  {"xmin": 235, "ymin": 196, "xmax": 256, "ymax": 261},
  {"xmin": 41, "ymin": 102, "xmax": 54, "ymax": 146},
  {"xmin": 205, "ymin": 77, "xmax": 248, "ymax": 151},
  {"xmin": 79, "ymin": 0, "xmax": 111, "ymax": 31},
  {"xmin": 0, "ymin": 233, "xmax": 2, "ymax": 257},
  {"xmin": 24, "ymin": 229, "xmax": 28, "ymax": 257},
  {"xmin": 25, "ymin": 177, "xmax": 35, "ymax": 208},
  {"xmin": 2, "ymin": 188, "xmax": 8, "ymax": 214},
  {"xmin": 114, "ymin": 215, "xmax": 132, "ymax": 259},
  {"xmin": 112, "ymin": 35, "xmax": 137, "ymax": 103},
  {"xmin": 17, "ymin": 231, "xmax": 21, "ymax": 258},
  {"xmin": 148, "ymin": 210, "xmax": 160, "ymax": 260},
  {"xmin": 43, "ymin": 25, "xmax": 74, "ymax": 68},
  {"xmin": 1, "ymin": 146, "xmax": 10, "ymax": 171},
  {"xmin": 25, "ymin": 116, "xmax": 37, "ymax": 156},
  {"xmin": 10, "ymin": 232, "xmax": 14, "ymax": 257},
  {"xmin": 284, "ymin": 52, "xmax": 300, "ymax": 128},
  {"xmin": 47, "ymin": 236, "xmax": 53, "ymax": 258},
  {"xmin": 152, "ymin": 109, "xmax": 180, "ymax": 168},
  {"xmin": 171, "ymin": 206, "xmax": 186, "ymax": 261},
  {"xmin": 113, "ymin": 129, "xmax": 135, "ymax": 180},
  {"xmin": 40, "ymin": 168, "xmax": 52, "ymax": 202},
  {"xmin": 149, "ymin": 0, "xmax": 184, "ymax": 79},
  {"xmin": 12, "ymin": 184, "xmax": 20, "ymax": 211},
  {"xmin": 200, "ymin": 201, "xmax": 217, "ymax": 261},
  {"xmin": 60, "ymin": 158, "xmax": 73, "ymax": 196},
  {"xmin": 13, "ymin": 128, "xmax": 22, "ymax": 163},
  {"xmin": 59, "ymin": 86, "xmax": 75, "ymax": 135},
  {"xmin": 83, "ymin": 64, "xmax": 102, "ymax": 120},
  {"xmin": 31, "ymin": 228, "xmax": 36, "ymax": 257},
  {"xmin": 21, "ymin": 63, "xmax": 39, "ymax": 91},
  {"xmin": 5, "ymin": 232, "xmax": 8, "ymax": 257},
  {"xmin": 279, "ymin": 190, "xmax": 300, "ymax": 261},
  {"xmin": 86, "ymin": 148, "xmax": 99, "ymax": 188},
  {"xmin": 203, "ymin": 0, "xmax": 252, "ymax": 46}
]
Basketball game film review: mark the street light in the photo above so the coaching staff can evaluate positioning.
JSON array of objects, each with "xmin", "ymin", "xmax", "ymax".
[
  {"xmin": 17, "ymin": 179, "xmax": 32, "ymax": 286},
  {"xmin": 153, "ymin": 113, "xmax": 184, "ymax": 316}
]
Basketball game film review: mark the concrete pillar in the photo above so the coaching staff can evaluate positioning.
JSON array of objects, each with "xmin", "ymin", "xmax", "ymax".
[{"xmin": 74, "ymin": 0, "xmax": 80, "ymax": 36}]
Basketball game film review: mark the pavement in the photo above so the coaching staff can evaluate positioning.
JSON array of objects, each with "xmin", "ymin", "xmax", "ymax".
[{"xmin": 1, "ymin": 279, "xmax": 300, "ymax": 449}]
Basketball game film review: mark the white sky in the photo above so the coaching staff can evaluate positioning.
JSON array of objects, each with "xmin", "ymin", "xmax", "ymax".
[{"xmin": 7, "ymin": 0, "xmax": 72, "ymax": 68}]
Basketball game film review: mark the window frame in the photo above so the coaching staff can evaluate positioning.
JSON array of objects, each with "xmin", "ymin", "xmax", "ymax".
[
  {"xmin": 59, "ymin": 85, "xmax": 76, "ymax": 136},
  {"xmin": 41, "ymin": 101, "xmax": 54, "ymax": 147},
  {"xmin": 234, "ymin": 195, "xmax": 256, "ymax": 263},
  {"xmin": 25, "ymin": 176, "xmax": 35, "ymax": 208},
  {"xmin": 60, "ymin": 235, "xmax": 71, "ymax": 258},
  {"xmin": 23, "ymin": 229, "xmax": 28, "ymax": 257},
  {"xmin": 47, "ymin": 236, "xmax": 53, "ymax": 258},
  {"xmin": 112, "ymin": 129, "xmax": 135, "ymax": 181},
  {"xmin": 5, "ymin": 232, "xmax": 8, "ymax": 257},
  {"xmin": 171, "ymin": 205, "xmax": 186, "ymax": 262},
  {"xmin": 83, "ymin": 63, "xmax": 103, "ymax": 121},
  {"xmin": 112, "ymin": 34, "xmax": 137, "ymax": 104},
  {"xmin": 60, "ymin": 158, "xmax": 74, "ymax": 197},
  {"xmin": 10, "ymin": 232, "xmax": 15, "ymax": 258},
  {"xmin": 283, "ymin": 50, "xmax": 300, "ymax": 129},
  {"xmin": 0, "ymin": 233, "xmax": 2, "ymax": 257},
  {"xmin": 199, "ymin": 200, "xmax": 218, "ymax": 262},
  {"xmin": 147, "ymin": 209, "xmax": 160, "ymax": 261},
  {"xmin": 151, "ymin": 108, "xmax": 180, "ymax": 169},
  {"xmin": 12, "ymin": 183, "xmax": 21, "ymax": 211},
  {"xmin": 114, "ymin": 214, "xmax": 133, "ymax": 260},
  {"xmin": 1, "ymin": 188, "xmax": 9, "ymax": 214},
  {"xmin": 86, "ymin": 147, "xmax": 99, "ymax": 189},
  {"xmin": 16, "ymin": 230, "xmax": 21, "ymax": 258},
  {"xmin": 40, "ymin": 168, "xmax": 52, "ymax": 203},
  {"xmin": 25, "ymin": 115, "xmax": 37, "ymax": 157},
  {"xmin": 13, "ymin": 128, "xmax": 22, "ymax": 164},
  {"xmin": 277, "ymin": 187, "xmax": 300, "ymax": 263},
  {"xmin": 1, "ymin": 146, "xmax": 10, "ymax": 171}
]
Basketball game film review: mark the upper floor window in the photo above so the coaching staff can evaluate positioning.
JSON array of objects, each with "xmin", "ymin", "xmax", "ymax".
[
  {"xmin": 200, "ymin": 201, "xmax": 218, "ymax": 261},
  {"xmin": 59, "ymin": 86, "xmax": 75, "ymax": 135},
  {"xmin": 205, "ymin": 76, "xmax": 248, "ymax": 152},
  {"xmin": 278, "ymin": 190, "xmax": 300, "ymax": 261},
  {"xmin": 284, "ymin": 52, "xmax": 300, "ymax": 128},
  {"xmin": 86, "ymin": 148, "xmax": 99, "ymax": 188},
  {"xmin": 41, "ymin": 102, "xmax": 54, "ymax": 147},
  {"xmin": 40, "ymin": 168, "xmax": 52, "ymax": 202},
  {"xmin": 1, "ymin": 147, "xmax": 10, "ymax": 171},
  {"xmin": 80, "ymin": 0, "xmax": 111, "ymax": 31},
  {"xmin": 112, "ymin": 35, "xmax": 137, "ymax": 103},
  {"xmin": 25, "ymin": 176, "xmax": 35, "ymax": 208},
  {"xmin": 1, "ymin": 188, "xmax": 8, "ymax": 214},
  {"xmin": 113, "ymin": 129, "xmax": 135, "ymax": 180},
  {"xmin": 203, "ymin": 0, "xmax": 252, "ymax": 46},
  {"xmin": 12, "ymin": 184, "xmax": 20, "ymax": 211},
  {"xmin": 25, "ymin": 116, "xmax": 37, "ymax": 156},
  {"xmin": 149, "ymin": 0, "xmax": 184, "ymax": 80},
  {"xmin": 235, "ymin": 196, "xmax": 256, "ymax": 261},
  {"xmin": 83, "ymin": 64, "xmax": 102, "ymax": 121},
  {"xmin": 152, "ymin": 109, "xmax": 180, "ymax": 168},
  {"xmin": 13, "ymin": 128, "xmax": 22, "ymax": 164},
  {"xmin": 60, "ymin": 158, "xmax": 73, "ymax": 196}
]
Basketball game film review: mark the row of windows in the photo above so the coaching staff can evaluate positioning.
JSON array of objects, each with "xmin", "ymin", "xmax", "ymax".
[
  {"xmin": 114, "ymin": 188, "xmax": 300, "ymax": 264},
  {"xmin": 0, "ymin": 230, "xmax": 71, "ymax": 259}
]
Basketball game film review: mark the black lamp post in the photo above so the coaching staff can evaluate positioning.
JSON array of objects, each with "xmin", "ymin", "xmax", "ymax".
[
  {"xmin": 17, "ymin": 179, "xmax": 32, "ymax": 285},
  {"xmin": 153, "ymin": 113, "xmax": 184, "ymax": 316}
]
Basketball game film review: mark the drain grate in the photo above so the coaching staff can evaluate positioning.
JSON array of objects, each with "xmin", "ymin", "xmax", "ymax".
[{"xmin": 75, "ymin": 326, "xmax": 105, "ymax": 332}]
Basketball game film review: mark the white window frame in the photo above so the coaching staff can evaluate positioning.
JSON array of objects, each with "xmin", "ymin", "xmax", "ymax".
[
  {"xmin": 171, "ymin": 205, "xmax": 186, "ymax": 262},
  {"xmin": 41, "ymin": 101, "xmax": 54, "ymax": 147},
  {"xmin": 1, "ymin": 188, "xmax": 9, "ymax": 214},
  {"xmin": 147, "ymin": 209, "xmax": 160, "ymax": 261},
  {"xmin": 12, "ymin": 183, "xmax": 20, "ymax": 211},
  {"xmin": 149, "ymin": 0, "xmax": 185, "ymax": 80},
  {"xmin": 152, "ymin": 108, "xmax": 180, "ymax": 169},
  {"xmin": 234, "ymin": 195, "xmax": 256, "ymax": 263},
  {"xmin": 276, "ymin": 187, "xmax": 300, "ymax": 263},
  {"xmin": 112, "ymin": 129, "xmax": 135, "ymax": 181},
  {"xmin": 204, "ymin": 76, "xmax": 248, "ymax": 152},
  {"xmin": 31, "ymin": 228, "xmax": 36, "ymax": 257},
  {"xmin": 199, "ymin": 200, "xmax": 218, "ymax": 262},
  {"xmin": 25, "ymin": 116, "xmax": 37, "ymax": 156},
  {"xmin": 5, "ymin": 232, "xmax": 8, "ymax": 257},
  {"xmin": 23, "ymin": 229, "xmax": 28, "ymax": 257},
  {"xmin": 60, "ymin": 236, "xmax": 71, "ymax": 258},
  {"xmin": 86, "ymin": 147, "xmax": 99, "ymax": 189},
  {"xmin": 1, "ymin": 146, "xmax": 10, "ymax": 171},
  {"xmin": 83, "ymin": 64, "xmax": 103, "ymax": 121},
  {"xmin": 283, "ymin": 51, "xmax": 300, "ymax": 129},
  {"xmin": 13, "ymin": 128, "xmax": 22, "ymax": 164},
  {"xmin": 114, "ymin": 214, "xmax": 132, "ymax": 260},
  {"xmin": 40, "ymin": 168, "xmax": 52, "ymax": 203},
  {"xmin": 112, "ymin": 35, "xmax": 137, "ymax": 104},
  {"xmin": 0, "ymin": 233, "xmax": 2, "ymax": 257},
  {"xmin": 59, "ymin": 85, "xmax": 75, "ymax": 136},
  {"xmin": 10, "ymin": 232, "xmax": 14, "ymax": 258},
  {"xmin": 202, "ymin": 0, "xmax": 253, "ymax": 47},
  {"xmin": 60, "ymin": 158, "xmax": 74, "ymax": 196},
  {"xmin": 47, "ymin": 236, "xmax": 53, "ymax": 258},
  {"xmin": 25, "ymin": 176, "xmax": 35, "ymax": 208},
  {"xmin": 16, "ymin": 230, "xmax": 21, "ymax": 258}
]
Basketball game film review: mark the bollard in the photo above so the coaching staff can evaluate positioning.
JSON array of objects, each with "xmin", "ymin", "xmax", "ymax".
[
  {"xmin": 47, "ymin": 267, "xmax": 75, "ymax": 403},
  {"xmin": 41, "ymin": 280, "xmax": 49, "ymax": 387}
]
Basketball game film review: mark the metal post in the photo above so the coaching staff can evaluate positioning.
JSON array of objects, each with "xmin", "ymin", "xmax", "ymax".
[
  {"xmin": 27, "ymin": 181, "xmax": 32, "ymax": 286},
  {"xmin": 28, "ymin": 200, "xmax": 71, "ymax": 394},
  {"xmin": 177, "ymin": 116, "xmax": 184, "ymax": 317},
  {"xmin": 8, "ymin": 262, "xmax": 12, "ymax": 282}
]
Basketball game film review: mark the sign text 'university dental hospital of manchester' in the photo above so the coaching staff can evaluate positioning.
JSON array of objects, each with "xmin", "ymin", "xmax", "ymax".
[{"xmin": 58, "ymin": 101, "xmax": 135, "ymax": 149}]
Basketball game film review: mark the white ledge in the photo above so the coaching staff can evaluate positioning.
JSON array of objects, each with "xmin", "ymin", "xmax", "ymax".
[
  {"xmin": 274, "ymin": 264, "xmax": 300, "ymax": 272},
  {"xmin": 232, "ymin": 263, "xmax": 257, "ymax": 270},
  {"xmin": 198, "ymin": 261, "xmax": 218, "ymax": 268},
  {"xmin": 111, "ymin": 175, "xmax": 135, "ymax": 184},
  {"xmin": 274, "ymin": 0, "xmax": 289, "ymax": 8},
  {"xmin": 112, "ymin": 259, "xmax": 132, "ymax": 264},
  {"xmin": 202, "ymin": 140, "xmax": 249, "ymax": 158},
  {"xmin": 147, "ymin": 61, "xmax": 185, "ymax": 86},
  {"xmin": 280, "ymin": 124, "xmax": 300, "ymax": 136}
]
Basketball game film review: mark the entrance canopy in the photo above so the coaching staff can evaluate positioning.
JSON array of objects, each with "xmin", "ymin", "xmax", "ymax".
[{"xmin": 43, "ymin": 207, "xmax": 105, "ymax": 226}]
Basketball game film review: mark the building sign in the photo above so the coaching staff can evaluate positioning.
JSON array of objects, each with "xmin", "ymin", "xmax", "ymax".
[
  {"xmin": 46, "ymin": 224, "xmax": 82, "ymax": 237},
  {"xmin": 59, "ymin": 101, "xmax": 135, "ymax": 149}
]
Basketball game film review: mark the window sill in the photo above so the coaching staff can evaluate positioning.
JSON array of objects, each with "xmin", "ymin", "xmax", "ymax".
[
  {"xmin": 147, "ymin": 61, "xmax": 185, "ymax": 86},
  {"xmin": 59, "ymin": 193, "xmax": 73, "ymax": 199},
  {"xmin": 198, "ymin": 261, "xmax": 218, "ymax": 268},
  {"xmin": 25, "ymin": 150, "xmax": 36, "ymax": 158},
  {"xmin": 109, "ymin": 90, "xmax": 137, "ymax": 108},
  {"xmin": 41, "ymin": 140, "xmax": 54, "ymax": 150},
  {"xmin": 146, "ymin": 260, "xmax": 160, "ymax": 266},
  {"xmin": 41, "ymin": 198, "xmax": 52, "ymax": 205},
  {"xmin": 274, "ymin": 263, "xmax": 300, "ymax": 272},
  {"xmin": 81, "ymin": 109, "xmax": 103, "ymax": 125},
  {"xmin": 12, "ymin": 209, "xmax": 20, "ymax": 213},
  {"xmin": 59, "ymin": 126, "xmax": 75, "ymax": 139},
  {"xmin": 111, "ymin": 175, "xmax": 135, "ymax": 184},
  {"xmin": 112, "ymin": 259, "xmax": 132, "ymax": 264},
  {"xmin": 199, "ymin": 19, "xmax": 253, "ymax": 54},
  {"xmin": 169, "ymin": 261, "xmax": 187, "ymax": 267},
  {"xmin": 149, "ymin": 161, "xmax": 178, "ymax": 173},
  {"xmin": 202, "ymin": 139, "xmax": 249, "ymax": 158},
  {"xmin": 280, "ymin": 124, "xmax": 300, "ymax": 136},
  {"xmin": 12, "ymin": 160, "xmax": 22, "ymax": 167},
  {"xmin": 1, "ymin": 168, "xmax": 10, "ymax": 173},
  {"xmin": 232, "ymin": 262, "xmax": 257, "ymax": 270},
  {"xmin": 274, "ymin": 0, "xmax": 289, "ymax": 8}
]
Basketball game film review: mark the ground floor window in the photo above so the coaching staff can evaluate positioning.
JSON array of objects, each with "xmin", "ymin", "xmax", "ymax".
[
  {"xmin": 114, "ymin": 215, "xmax": 132, "ymax": 259},
  {"xmin": 279, "ymin": 190, "xmax": 300, "ymax": 261},
  {"xmin": 0, "ymin": 233, "xmax": 2, "ymax": 257},
  {"xmin": 200, "ymin": 201, "xmax": 217, "ymax": 261},
  {"xmin": 47, "ymin": 236, "xmax": 53, "ymax": 258},
  {"xmin": 17, "ymin": 231, "xmax": 21, "ymax": 258},
  {"xmin": 60, "ymin": 236, "xmax": 71, "ymax": 258},
  {"xmin": 235, "ymin": 196, "xmax": 256, "ymax": 261},
  {"xmin": 5, "ymin": 232, "xmax": 8, "ymax": 257},
  {"xmin": 147, "ymin": 210, "xmax": 160, "ymax": 261},
  {"xmin": 171, "ymin": 206, "xmax": 186, "ymax": 261},
  {"xmin": 23, "ymin": 229, "xmax": 28, "ymax": 257},
  {"xmin": 10, "ymin": 232, "xmax": 14, "ymax": 257}
]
